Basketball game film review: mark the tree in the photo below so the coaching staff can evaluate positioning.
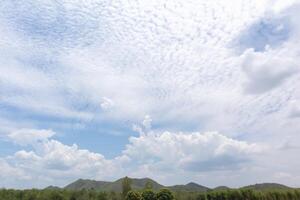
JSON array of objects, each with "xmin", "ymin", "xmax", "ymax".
[
  {"xmin": 97, "ymin": 192, "xmax": 108, "ymax": 200},
  {"xmin": 122, "ymin": 177, "xmax": 132, "ymax": 200},
  {"xmin": 125, "ymin": 191, "xmax": 142, "ymax": 200},
  {"xmin": 141, "ymin": 190, "xmax": 156, "ymax": 200},
  {"xmin": 49, "ymin": 191, "xmax": 63, "ymax": 200},
  {"xmin": 156, "ymin": 189, "xmax": 174, "ymax": 200},
  {"xmin": 196, "ymin": 193, "xmax": 206, "ymax": 200}
]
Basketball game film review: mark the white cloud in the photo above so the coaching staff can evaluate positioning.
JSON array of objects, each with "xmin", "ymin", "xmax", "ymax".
[
  {"xmin": 123, "ymin": 131, "xmax": 262, "ymax": 172},
  {"xmin": 0, "ymin": 127, "xmax": 264, "ymax": 188},
  {"xmin": 288, "ymin": 100, "xmax": 300, "ymax": 118},
  {"xmin": 241, "ymin": 48, "xmax": 299, "ymax": 94},
  {"xmin": 100, "ymin": 97, "xmax": 115, "ymax": 110},
  {"xmin": 1, "ymin": 0, "xmax": 300, "ymax": 188},
  {"xmin": 8, "ymin": 129, "xmax": 55, "ymax": 146},
  {"xmin": 3, "ymin": 129, "xmax": 117, "ymax": 188}
]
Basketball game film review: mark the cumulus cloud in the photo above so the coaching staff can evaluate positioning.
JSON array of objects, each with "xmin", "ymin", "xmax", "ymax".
[
  {"xmin": 0, "ymin": 127, "xmax": 264, "ymax": 188},
  {"xmin": 3, "ymin": 129, "xmax": 117, "ymax": 188},
  {"xmin": 241, "ymin": 48, "xmax": 298, "ymax": 94},
  {"xmin": 123, "ymin": 131, "xmax": 262, "ymax": 172}
]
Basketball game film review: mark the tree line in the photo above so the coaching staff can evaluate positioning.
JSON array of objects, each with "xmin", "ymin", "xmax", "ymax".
[{"xmin": 0, "ymin": 177, "xmax": 299, "ymax": 200}]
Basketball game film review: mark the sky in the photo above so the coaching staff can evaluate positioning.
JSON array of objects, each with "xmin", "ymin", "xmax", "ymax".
[{"xmin": 0, "ymin": 0, "xmax": 300, "ymax": 189}]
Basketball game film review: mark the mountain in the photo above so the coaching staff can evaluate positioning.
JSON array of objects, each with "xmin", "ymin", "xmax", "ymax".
[
  {"xmin": 213, "ymin": 186, "xmax": 230, "ymax": 191},
  {"xmin": 64, "ymin": 179, "xmax": 111, "ymax": 190},
  {"xmin": 242, "ymin": 183, "xmax": 291, "ymax": 191},
  {"xmin": 64, "ymin": 177, "xmax": 164, "ymax": 192},
  {"xmin": 63, "ymin": 178, "xmax": 292, "ymax": 193},
  {"xmin": 168, "ymin": 182, "xmax": 209, "ymax": 192},
  {"xmin": 44, "ymin": 185, "xmax": 61, "ymax": 190},
  {"xmin": 102, "ymin": 177, "xmax": 164, "ymax": 192},
  {"xmin": 64, "ymin": 177, "xmax": 207, "ymax": 192}
]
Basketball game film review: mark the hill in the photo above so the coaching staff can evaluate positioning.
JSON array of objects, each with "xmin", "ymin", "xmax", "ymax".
[
  {"xmin": 63, "ymin": 178, "xmax": 293, "ymax": 193},
  {"xmin": 102, "ymin": 177, "xmax": 164, "ymax": 192},
  {"xmin": 44, "ymin": 185, "xmax": 61, "ymax": 190},
  {"xmin": 168, "ymin": 182, "xmax": 209, "ymax": 192},
  {"xmin": 213, "ymin": 186, "xmax": 230, "ymax": 191},
  {"xmin": 242, "ymin": 183, "xmax": 291, "ymax": 191},
  {"xmin": 64, "ymin": 177, "xmax": 209, "ymax": 192},
  {"xmin": 64, "ymin": 177, "xmax": 163, "ymax": 192},
  {"xmin": 64, "ymin": 179, "xmax": 111, "ymax": 190}
]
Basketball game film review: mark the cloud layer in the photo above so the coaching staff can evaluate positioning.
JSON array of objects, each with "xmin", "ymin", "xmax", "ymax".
[
  {"xmin": 2, "ymin": 127, "xmax": 263, "ymax": 188},
  {"xmin": 0, "ymin": 0, "xmax": 300, "ymax": 188}
]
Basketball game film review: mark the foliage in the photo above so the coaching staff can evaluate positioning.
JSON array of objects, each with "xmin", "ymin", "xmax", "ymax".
[
  {"xmin": 156, "ymin": 189, "xmax": 174, "ymax": 200},
  {"xmin": 141, "ymin": 190, "xmax": 156, "ymax": 200},
  {"xmin": 0, "ymin": 187, "xmax": 300, "ymax": 200},
  {"xmin": 122, "ymin": 177, "xmax": 132, "ymax": 199},
  {"xmin": 125, "ymin": 191, "xmax": 142, "ymax": 200}
]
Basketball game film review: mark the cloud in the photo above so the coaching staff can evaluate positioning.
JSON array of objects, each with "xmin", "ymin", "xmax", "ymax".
[
  {"xmin": 241, "ymin": 48, "xmax": 298, "ymax": 94},
  {"xmin": 236, "ymin": 15, "xmax": 291, "ymax": 52},
  {"xmin": 100, "ymin": 97, "xmax": 115, "ymax": 110},
  {"xmin": 3, "ymin": 129, "xmax": 116, "ymax": 188},
  {"xmin": 0, "ymin": 127, "xmax": 264, "ymax": 188},
  {"xmin": 1, "ymin": 0, "xmax": 300, "ymax": 188},
  {"xmin": 288, "ymin": 100, "xmax": 300, "ymax": 118},
  {"xmin": 0, "ymin": 0, "xmax": 269, "ymax": 132},
  {"xmin": 8, "ymin": 129, "xmax": 55, "ymax": 146},
  {"xmin": 123, "ymin": 131, "xmax": 262, "ymax": 172}
]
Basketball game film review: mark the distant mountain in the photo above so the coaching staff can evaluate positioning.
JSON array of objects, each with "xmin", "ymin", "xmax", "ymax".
[
  {"xmin": 64, "ymin": 179, "xmax": 111, "ymax": 190},
  {"xmin": 62, "ymin": 178, "xmax": 292, "ymax": 193},
  {"xmin": 64, "ymin": 177, "xmax": 164, "ymax": 192},
  {"xmin": 213, "ymin": 186, "xmax": 230, "ymax": 191},
  {"xmin": 242, "ymin": 183, "xmax": 291, "ymax": 191},
  {"xmin": 102, "ymin": 177, "xmax": 164, "ymax": 192},
  {"xmin": 64, "ymin": 177, "xmax": 208, "ymax": 192},
  {"xmin": 168, "ymin": 182, "xmax": 209, "ymax": 192},
  {"xmin": 44, "ymin": 185, "xmax": 61, "ymax": 190}
]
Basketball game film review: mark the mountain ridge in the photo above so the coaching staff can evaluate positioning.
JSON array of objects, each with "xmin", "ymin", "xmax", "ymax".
[{"xmin": 59, "ymin": 177, "xmax": 294, "ymax": 192}]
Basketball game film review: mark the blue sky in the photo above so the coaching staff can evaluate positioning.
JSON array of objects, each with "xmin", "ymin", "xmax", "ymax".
[{"xmin": 1, "ymin": 0, "xmax": 300, "ymax": 189}]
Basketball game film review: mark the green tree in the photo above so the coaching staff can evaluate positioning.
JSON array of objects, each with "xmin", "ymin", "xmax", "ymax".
[
  {"xmin": 122, "ymin": 177, "xmax": 132, "ymax": 200},
  {"xmin": 97, "ymin": 192, "xmax": 108, "ymax": 200},
  {"xmin": 141, "ymin": 190, "xmax": 156, "ymax": 200},
  {"xmin": 49, "ymin": 191, "xmax": 63, "ymax": 200},
  {"xmin": 196, "ymin": 193, "xmax": 206, "ymax": 200},
  {"xmin": 156, "ymin": 189, "xmax": 174, "ymax": 200},
  {"xmin": 125, "ymin": 191, "xmax": 142, "ymax": 200}
]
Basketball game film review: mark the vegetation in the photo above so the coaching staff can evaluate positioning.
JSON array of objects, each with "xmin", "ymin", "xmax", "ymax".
[
  {"xmin": 65, "ymin": 178, "xmax": 164, "ymax": 192},
  {"xmin": 141, "ymin": 190, "xmax": 155, "ymax": 200},
  {"xmin": 1, "ymin": 187, "xmax": 300, "ymax": 200},
  {"xmin": 1, "ymin": 177, "xmax": 299, "ymax": 200},
  {"xmin": 125, "ymin": 191, "xmax": 142, "ymax": 200},
  {"xmin": 122, "ymin": 177, "xmax": 132, "ymax": 199}
]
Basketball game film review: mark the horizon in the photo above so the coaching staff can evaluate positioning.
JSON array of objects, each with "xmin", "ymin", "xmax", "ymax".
[
  {"xmin": 2, "ymin": 176, "xmax": 297, "ymax": 190},
  {"xmin": 1, "ymin": 0, "xmax": 300, "ymax": 189}
]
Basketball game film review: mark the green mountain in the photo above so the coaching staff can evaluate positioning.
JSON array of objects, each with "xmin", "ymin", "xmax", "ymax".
[
  {"xmin": 63, "ymin": 178, "xmax": 292, "ymax": 193},
  {"xmin": 64, "ymin": 177, "xmax": 163, "ymax": 192},
  {"xmin": 64, "ymin": 179, "xmax": 111, "ymax": 190},
  {"xmin": 101, "ymin": 177, "xmax": 163, "ymax": 192},
  {"xmin": 44, "ymin": 185, "xmax": 61, "ymax": 190},
  {"xmin": 213, "ymin": 186, "xmax": 231, "ymax": 191},
  {"xmin": 64, "ymin": 177, "xmax": 208, "ymax": 192},
  {"xmin": 168, "ymin": 182, "xmax": 209, "ymax": 192},
  {"xmin": 242, "ymin": 183, "xmax": 291, "ymax": 191}
]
